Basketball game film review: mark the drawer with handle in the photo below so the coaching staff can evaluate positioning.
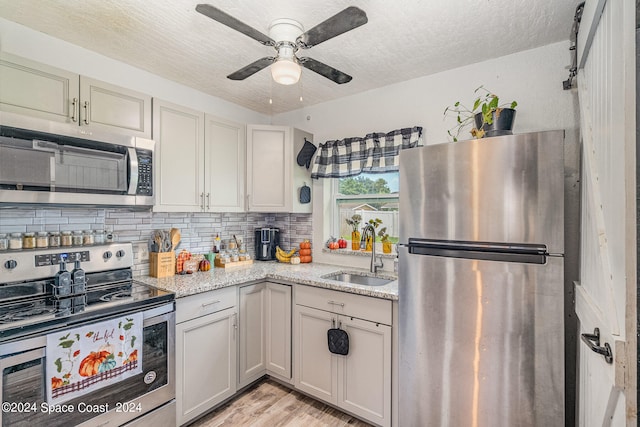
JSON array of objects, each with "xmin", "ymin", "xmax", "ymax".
[
  {"xmin": 295, "ymin": 284, "xmax": 391, "ymax": 325},
  {"xmin": 176, "ymin": 286, "xmax": 237, "ymax": 323}
]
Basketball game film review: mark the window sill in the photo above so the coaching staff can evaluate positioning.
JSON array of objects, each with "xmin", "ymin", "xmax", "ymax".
[{"xmin": 321, "ymin": 247, "xmax": 397, "ymax": 259}]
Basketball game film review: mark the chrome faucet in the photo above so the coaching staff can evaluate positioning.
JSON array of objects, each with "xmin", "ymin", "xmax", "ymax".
[{"xmin": 361, "ymin": 224, "xmax": 384, "ymax": 274}]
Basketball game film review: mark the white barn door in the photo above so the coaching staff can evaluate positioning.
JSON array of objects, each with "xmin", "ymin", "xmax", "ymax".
[{"xmin": 575, "ymin": 0, "xmax": 637, "ymax": 426}]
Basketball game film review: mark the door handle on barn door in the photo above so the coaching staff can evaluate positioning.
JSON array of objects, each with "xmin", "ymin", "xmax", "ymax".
[{"xmin": 581, "ymin": 328, "xmax": 613, "ymax": 364}]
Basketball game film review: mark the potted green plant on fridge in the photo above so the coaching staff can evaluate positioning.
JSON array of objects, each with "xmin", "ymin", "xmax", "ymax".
[{"xmin": 444, "ymin": 85, "xmax": 518, "ymax": 142}]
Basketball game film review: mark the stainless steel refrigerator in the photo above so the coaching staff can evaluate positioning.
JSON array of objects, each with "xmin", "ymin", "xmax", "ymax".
[{"xmin": 398, "ymin": 131, "xmax": 564, "ymax": 426}]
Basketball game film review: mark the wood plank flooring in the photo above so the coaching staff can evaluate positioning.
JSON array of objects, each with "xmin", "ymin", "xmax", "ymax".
[{"xmin": 188, "ymin": 379, "xmax": 372, "ymax": 427}]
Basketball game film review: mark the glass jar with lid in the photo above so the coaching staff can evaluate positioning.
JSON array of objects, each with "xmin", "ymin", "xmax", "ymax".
[
  {"xmin": 83, "ymin": 230, "xmax": 94, "ymax": 245},
  {"xmin": 61, "ymin": 231, "xmax": 73, "ymax": 247},
  {"xmin": 36, "ymin": 232, "xmax": 49, "ymax": 248},
  {"xmin": 22, "ymin": 232, "xmax": 36, "ymax": 249},
  {"xmin": 48, "ymin": 231, "xmax": 61, "ymax": 247},
  {"xmin": 72, "ymin": 231, "xmax": 83, "ymax": 246},
  {"xmin": 94, "ymin": 229, "xmax": 106, "ymax": 245},
  {"xmin": 0, "ymin": 234, "xmax": 7, "ymax": 251},
  {"xmin": 9, "ymin": 233, "xmax": 22, "ymax": 250}
]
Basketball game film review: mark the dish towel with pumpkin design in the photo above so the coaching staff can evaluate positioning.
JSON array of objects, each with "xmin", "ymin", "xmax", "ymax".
[{"xmin": 45, "ymin": 312, "xmax": 143, "ymax": 404}]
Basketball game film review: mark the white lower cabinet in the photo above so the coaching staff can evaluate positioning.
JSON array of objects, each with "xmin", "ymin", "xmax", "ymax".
[
  {"xmin": 174, "ymin": 282, "xmax": 391, "ymax": 427},
  {"xmin": 175, "ymin": 288, "xmax": 237, "ymax": 426},
  {"xmin": 238, "ymin": 283, "xmax": 266, "ymax": 385},
  {"xmin": 238, "ymin": 282, "xmax": 292, "ymax": 387},
  {"xmin": 264, "ymin": 282, "xmax": 292, "ymax": 380},
  {"xmin": 294, "ymin": 286, "xmax": 392, "ymax": 427},
  {"xmin": 294, "ymin": 305, "xmax": 337, "ymax": 403}
]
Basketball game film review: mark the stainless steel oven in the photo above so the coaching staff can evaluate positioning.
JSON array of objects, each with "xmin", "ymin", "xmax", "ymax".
[
  {"xmin": 0, "ymin": 306, "xmax": 175, "ymax": 427},
  {"xmin": 0, "ymin": 243, "xmax": 175, "ymax": 426}
]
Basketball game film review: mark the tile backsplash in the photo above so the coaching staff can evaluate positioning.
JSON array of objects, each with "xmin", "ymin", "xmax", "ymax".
[{"xmin": 0, "ymin": 208, "xmax": 312, "ymax": 276}]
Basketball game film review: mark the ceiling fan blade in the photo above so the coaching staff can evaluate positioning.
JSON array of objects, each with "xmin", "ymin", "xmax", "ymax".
[
  {"xmin": 299, "ymin": 57, "xmax": 352, "ymax": 84},
  {"xmin": 296, "ymin": 6, "xmax": 368, "ymax": 49},
  {"xmin": 227, "ymin": 57, "xmax": 275, "ymax": 80},
  {"xmin": 196, "ymin": 4, "xmax": 275, "ymax": 46}
]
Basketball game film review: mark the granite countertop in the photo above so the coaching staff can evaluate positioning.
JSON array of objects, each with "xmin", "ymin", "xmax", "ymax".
[{"xmin": 136, "ymin": 261, "xmax": 398, "ymax": 301}]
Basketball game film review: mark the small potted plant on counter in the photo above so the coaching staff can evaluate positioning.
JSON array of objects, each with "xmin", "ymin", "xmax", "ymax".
[
  {"xmin": 345, "ymin": 214, "xmax": 362, "ymax": 250},
  {"xmin": 378, "ymin": 227, "xmax": 392, "ymax": 254},
  {"xmin": 444, "ymin": 85, "xmax": 518, "ymax": 142}
]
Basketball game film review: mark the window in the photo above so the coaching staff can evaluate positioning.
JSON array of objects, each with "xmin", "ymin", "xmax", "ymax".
[{"xmin": 332, "ymin": 172, "xmax": 399, "ymax": 244}]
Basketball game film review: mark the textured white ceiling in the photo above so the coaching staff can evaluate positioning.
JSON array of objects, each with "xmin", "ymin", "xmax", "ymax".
[{"xmin": 0, "ymin": 0, "xmax": 580, "ymax": 115}]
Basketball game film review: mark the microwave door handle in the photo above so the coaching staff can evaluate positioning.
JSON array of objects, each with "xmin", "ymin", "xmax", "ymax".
[
  {"xmin": 50, "ymin": 156, "xmax": 56, "ymax": 191},
  {"xmin": 128, "ymin": 147, "xmax": 139, "ymax": 195}
]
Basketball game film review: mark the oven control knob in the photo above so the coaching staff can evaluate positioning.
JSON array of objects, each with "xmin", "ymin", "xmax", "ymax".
[
  {"xmin": 103, "ymin": 251, "xmax": 113, "ymax": 260},
  {"xmin": 116, "ymin": 250, "xmax": 125, "ymax": 258},
  {"xmin": 144, "ymin": 371, "xmax": 157, "ymax": 384},
  {"xmin": 4, "ymin": 260, "xmax": 17, "ymax": 270}
]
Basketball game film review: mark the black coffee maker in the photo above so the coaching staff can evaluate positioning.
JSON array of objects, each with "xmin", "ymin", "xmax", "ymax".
[{"xmin": 255, "ymin": 227, "xmax": 280, "ymax": 261}]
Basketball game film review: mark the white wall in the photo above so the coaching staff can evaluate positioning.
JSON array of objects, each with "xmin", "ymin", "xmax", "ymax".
[
  {"xmin": 272, "ymin": 41, "xmax": 580, "ymax": 268},
  {"xmin": 0, "ymin": 17, "xmax": 269, "ymax": 125}
]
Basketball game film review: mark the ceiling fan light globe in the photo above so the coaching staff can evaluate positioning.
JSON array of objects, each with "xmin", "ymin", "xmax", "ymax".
[{"xmin": 271, "ymin": 59, "xmax": 301, "ymax": 85}]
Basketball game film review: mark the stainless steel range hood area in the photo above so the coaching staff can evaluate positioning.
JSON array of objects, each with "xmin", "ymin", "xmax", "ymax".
[{"xmin": 0, "ymin": 114, "xmax": 155, "ymax": 208}]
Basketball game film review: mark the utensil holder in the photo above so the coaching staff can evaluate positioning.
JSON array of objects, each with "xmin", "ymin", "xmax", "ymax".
[{"xmin": 150, "ymin": 251, "xmax": 175, "ymax": 278}]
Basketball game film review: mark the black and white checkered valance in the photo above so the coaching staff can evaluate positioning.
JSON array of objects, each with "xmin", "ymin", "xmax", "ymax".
[{"xmin": 310, "ymin": 126, "xmax": 423, "ymax": 179}]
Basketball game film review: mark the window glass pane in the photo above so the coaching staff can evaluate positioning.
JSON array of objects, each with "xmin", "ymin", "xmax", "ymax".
[
  {"xmin": 337, "ymin": 172, "xmax": 399, "ymax": 195},
  {"xmin": 335, "ymin": 172, "xmax": 399, "ymax": 243}
]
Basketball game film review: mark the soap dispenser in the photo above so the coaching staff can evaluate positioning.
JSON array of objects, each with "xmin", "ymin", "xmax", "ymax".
[
  {"xmin": 54, "ymin": 261, "xmax": 71, "ymax": 297},
  {"xmin": 71, "ymin": 260, "xmax": 86, "ymax": 293}
]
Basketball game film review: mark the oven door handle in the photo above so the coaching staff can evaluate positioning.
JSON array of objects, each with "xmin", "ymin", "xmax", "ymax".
[{"xmin": 0, "ymin": 347, "xmax": 45, "ymax": 370}]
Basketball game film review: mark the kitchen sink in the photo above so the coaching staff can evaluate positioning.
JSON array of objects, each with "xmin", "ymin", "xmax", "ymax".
[{"xmin": 322, "ymin": 271, "xmax": 395, "ymax": 286}]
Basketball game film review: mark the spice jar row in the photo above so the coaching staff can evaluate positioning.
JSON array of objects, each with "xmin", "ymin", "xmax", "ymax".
[{"xmin": 0, "ymin": 230, "xmax": 108, "ymax": 251}]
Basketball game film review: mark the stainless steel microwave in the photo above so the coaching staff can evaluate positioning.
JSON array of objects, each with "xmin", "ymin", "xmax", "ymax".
[{"xmin": 0, "ymin": 119, "xmax": 154, "ymax": 207}]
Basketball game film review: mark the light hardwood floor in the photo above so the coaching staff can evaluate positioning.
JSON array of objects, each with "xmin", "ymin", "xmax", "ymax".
[{"xmin": 189, "ymin": 379, "xmax": 372, "ymax": 427}]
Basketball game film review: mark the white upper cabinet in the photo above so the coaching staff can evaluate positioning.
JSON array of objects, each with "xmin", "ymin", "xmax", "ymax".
[
  {"xmin": 205, "ymin": 114, "xmax": 245, "ymax": 212},
  {"xmin": 0, "ymin": 53, "xmax": 152, "ymax": 138},
  {"xmin": 246, "ymin": 125, "xmax": 313, "ymax": 213},
  {"xmin": 153, "ymin": 99, "xmax": 245, "ymax": 212},
  {"xmin": 0, "ymin": 54, "xmax": 78, "ymax": 123},
  {"xmin": 79, "ymin": 76, "xmax": 151, "ymax": 138},
  {"xmin": 153, "ymin": 100, "xmax": 204, "ymax": 212}
]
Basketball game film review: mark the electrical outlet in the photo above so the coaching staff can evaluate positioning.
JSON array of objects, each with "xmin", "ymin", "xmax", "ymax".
[{"xmin": 135, "ymin": 242, "xmax": 149, "ymax": 262}]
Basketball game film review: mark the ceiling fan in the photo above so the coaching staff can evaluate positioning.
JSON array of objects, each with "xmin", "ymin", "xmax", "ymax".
[{"xmin": 195, "ymin": 4, "xmax": 368, "ymax": 85}]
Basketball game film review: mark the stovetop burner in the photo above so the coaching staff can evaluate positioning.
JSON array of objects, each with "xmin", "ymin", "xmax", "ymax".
[
  {"xmin": 99, "ymin": 289, "xmax": 133, "ymax": 302},
  {"xmin": 0, "ymin": 302, "xmax": 58, "ymax": 323}
]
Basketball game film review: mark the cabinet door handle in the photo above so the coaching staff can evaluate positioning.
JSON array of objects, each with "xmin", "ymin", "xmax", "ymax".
[
  {"xmin": 82, "ymin": 101, "xmax": 89, "ymax": 125},
  {"xmin": 232, "ymin": 313, "xmax": 238, "ymax": 339},
  {"xmin": 327, "ymin": 300, "xmax": 345, "ymax": 307},
  {"xmin": 201, "ymin": 300, "xmax": 221, "ymax": 308},
  {"xmin": 206, "ymin": 193, "xmax": 210, "ymax": 210},
  {"xmin": 200, "ymin": 193, "xmax": 204, "ymax": 211},
  {"xmin": 71, "ymin": 98, "xmax": 78, "ymax": 122}
]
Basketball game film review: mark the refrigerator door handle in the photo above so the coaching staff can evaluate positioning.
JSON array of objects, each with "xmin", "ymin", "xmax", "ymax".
[{"xmin": 404, "ymin": 238, "xmax": 548, "ymax": 264}]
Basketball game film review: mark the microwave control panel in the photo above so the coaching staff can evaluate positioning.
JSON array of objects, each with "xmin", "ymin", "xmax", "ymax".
[{"xmin": 136, "ymin": 149, "xmax": 153, "ymax": 196}]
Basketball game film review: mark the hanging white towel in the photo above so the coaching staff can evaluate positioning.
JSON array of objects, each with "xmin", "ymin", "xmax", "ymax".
[{"xmin": 46, "ymin": 312, "xmax": 143, "ymax": 404}]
